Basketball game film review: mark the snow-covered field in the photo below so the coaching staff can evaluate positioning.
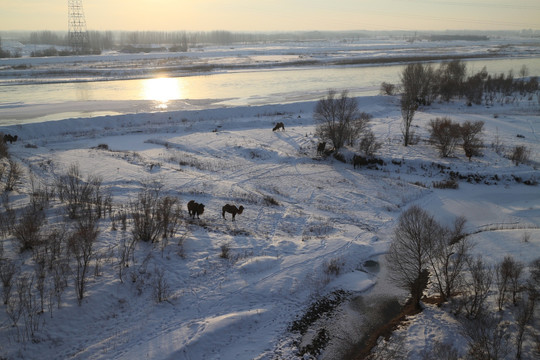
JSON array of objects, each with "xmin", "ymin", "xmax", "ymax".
[
  {"xmin": 0, "ymin": 35, "xmax": 539, "ymax": 359},
  {"xmin": 0, "ymin": 87, "xmax": 538, "ymax": 359}
]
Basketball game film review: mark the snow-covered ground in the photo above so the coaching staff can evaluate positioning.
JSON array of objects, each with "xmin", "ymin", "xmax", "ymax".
[{"xmin": 0, "ymin": 86, "xmax": 538, "ymax": 359}]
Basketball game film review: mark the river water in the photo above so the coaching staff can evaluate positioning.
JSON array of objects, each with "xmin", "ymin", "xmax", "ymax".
[{"xmin": 1, "ymin": 57, "xmax": 539, "ymax": 126}]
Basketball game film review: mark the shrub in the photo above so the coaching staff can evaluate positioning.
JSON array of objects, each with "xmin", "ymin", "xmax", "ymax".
[
  {"xmin": 220, "ymin": 243, "xmax": 231, "ymax": 259},
  {"xmin": 380, "ymin": 82, "xmax": 396, "ymax": 95},
  {"xmin": 11, "ymin": 206, "xmax": 45, "ymax": 252},
  {"xmin": 491, "ymin": 128, "xmax": 505, "ymax": 155},
  {"xmin": 333, "ymin": 152, "xmax": 346, "ymax": 163},
  {"xmin": 152, "ymin": 266, "xmax": 171, "ymax": 303},
  {"xmin": 4, "ymin": 160, "xmax": 23, "ymax": 192},
  {"xmin": 289, "ymin": 290, "xmax": 349, "ymax": 335},
  {"xmin": 130, "ymin": 182, "xmax": 181, "ymax": 243},
  {"xmin": 0, "ymin": 259, "xmax": 17, "ymax": 305},
  {"xmin": 263, "ymin": 195, "xmax": 279, "ymax": 206},
  {"xmin": 429, "ymin": 117, "xmax": 461, "ymax": 157},
  {"xmin": 510, "ymin": 145, "xmax": 530, "ymax": 165},
  {"xmin": 56, "ymin": 164, "xmax": 104, "ymax": 219},
  {"xmin": 0, "ymin": 139, "xmax": 8, "ymax": 158},
  {"xmin": 68, "ymin": 209, "xmax": 99, "ymax": 304},
  {"xmin": 359, "ymin": 129, "xmax": 382, "ymax": 157},
  {"xmin": 460, "ymin": 121, "xmax": 484, "ymax": 161},
  {"xmin": 323, "ymin": 257, "xmax": 344, "ymax": 276},
  {"xmin": 461, "ymin": 313, "xmax": 511, "ymax": 360},
  {"xmin": 433, "ymin": 178, "xmax": 459, "ymax": 189}
]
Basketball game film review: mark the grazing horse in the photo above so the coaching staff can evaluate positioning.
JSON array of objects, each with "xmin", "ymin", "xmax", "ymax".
[
  {"xmin": 272, "ymin": 122, "xmax": 285, "ymax": 131},
  {"xmin": 317, "ymin": 142, "xmax": 326, "ymax": 156},
  {"xmin": 187, "ymin": 200, "xmax": 205, "ymax": 219},
  {"xmin": 222, "ymin": 204, "xmax": 244, "ymax": 221},
  {"xmin": 352, "ymin": 155, "xmax": 368, "ymax": 169}
]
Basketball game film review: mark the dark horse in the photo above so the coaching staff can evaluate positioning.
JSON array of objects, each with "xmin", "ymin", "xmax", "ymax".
[
  {"xmin": 222, "ymin": 204, "xmax": 244, "ymax": 221},
  {"xmin": 352, "ymin": 154, "xmax": 368, "ymax": 169},
  {"xmin": 3, "ymin": 134, "xmax": 18, "ymax": 144},
  {"xmin": 317, "ymin": 142, "xmax": 326, "ymax": 156},
  {"xmin": 272, "ymin": 122, "xmax": 285, "ymax": 131},
  {"xmin": 187, "ymin": 200, "xmax": 205, "ymax": 219}
]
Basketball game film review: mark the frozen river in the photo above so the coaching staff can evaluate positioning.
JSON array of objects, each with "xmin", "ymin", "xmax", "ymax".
[{"xmin": 1, "ymin": 56, "xmax": 539, "ymax": 125}]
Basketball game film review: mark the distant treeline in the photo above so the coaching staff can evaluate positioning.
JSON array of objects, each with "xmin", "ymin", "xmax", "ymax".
[
  {"xmin": 0, "ymin": 30, "xmax": 376, "ymax": 56},
  {"xmin": 429, "ymin": 35, "xmax": 489, "ymax": 41},
  {"xmin": 2, "ymin": 29, "xmax": 539, "ymax": 58},
  {"xmin": 19, "ymin": 29, "xmax": 374, "ymax": 48}
]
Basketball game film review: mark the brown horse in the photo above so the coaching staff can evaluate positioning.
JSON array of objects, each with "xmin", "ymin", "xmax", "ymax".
[
  {"xmin": 272, "ymin": 122, "xmax": 285, "ymax": 131},
  {"xmin": 187, "ymin": 200, "xmax": 205, "ymax": 219},
  {"xmin": 222, "ymin": 204, "xmax": 244, "ymax": 221}
]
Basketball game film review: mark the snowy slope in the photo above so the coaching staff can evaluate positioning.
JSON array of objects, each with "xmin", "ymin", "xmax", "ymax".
[{"xmin": 0, "ymin": 91, "xmax": 538, "ymax": 359}]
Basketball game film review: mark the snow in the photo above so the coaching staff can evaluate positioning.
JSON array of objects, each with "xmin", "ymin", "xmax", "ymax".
[{"xmin": 0, "ymin": 40, "xmax": 539, "ymax": 360}]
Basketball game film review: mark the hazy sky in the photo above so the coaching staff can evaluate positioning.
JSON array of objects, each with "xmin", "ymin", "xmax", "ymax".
[{"xmin": 1, "ymin": 0, "xmax": 539, "ymax": 32}]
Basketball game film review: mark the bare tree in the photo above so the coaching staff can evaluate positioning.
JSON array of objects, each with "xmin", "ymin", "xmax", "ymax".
[
  {"xmin": 438, "ymin": 59, "xmax": 467, "ymax": 102},
  {"xmin": 508, "ymin": 258, "xmax": 524, "ymax": 306},
  {"xmin": 33, "ymin": 252, "xmax": 47, "ymax": 313},
  {"xmin": 399, "ymin": 62, "xmax": 440, "ymax": 146},
  {"xmin": 347, "ymin": 112, "xmax": 373, "ymax": 147},
  {"xmin": 515, "ymin": 293, "xmax": 535, "ymax": 360},
  {"xmin": 130, "ymin": 181, "xmax": 164, "ymax": 244},
  {"xmin": 52, "ymin": 258, "xmax": 69, "ymax": 309},
  {"xmin": 68, "ymin": 207, "xmax": 99, "ymax": 304},
  {"xmin": 4, "ymin": 160, "xmax": 23, "ymax": 192},
  {"xmin": 401, "ymin": 62, "xmax": 437, "ymax": 105},
  {"xmin": 421, "ymin": 341, "xmax": 460, "ymax": 360},
  {"xmin": 461, "ymin": 313, "xmax": 511, "ymax": 360},
  {"xmin": 0, "ymin": 258, "xmax": 17, "ymax": 305},
  {"xmin": 314, "ymin": 90, "xmax": 368, "ymax": 151},
  {"xmin": 462, "ymin": 255, "xmax": 492, "ymax": 319},
  {"xmin": 428, "ymin": 117, "xmax": 462, "ymax": 157},
  {"xmin": 152, "ymin": 266, "xmax": 171, "ymax": 303},
  {"xmin": 495, "ymin": 256, "xmax": 513, "ymax": 311},
  {"xmin": 400, "ymin": 95, "xmax": 418, "ymax": 147},
  {"xmin": 460, "ymin": 121, "xmax": 484, "ymax": 161},
  {"xmin": 426, "ymin": 216, "xmax": 471, "ymax": 302},
  {"xmin": 386, "ymin": 206, "xmax": 440, "ymax": 308},
  {"xmin": 56, "ymin": 163, "xmax": 104, "ymax": 219}
]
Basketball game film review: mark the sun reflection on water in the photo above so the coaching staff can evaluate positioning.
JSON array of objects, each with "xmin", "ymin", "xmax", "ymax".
[{"xmin": 142, "ymin": 77, "xmax": 182, "ymax": 109}]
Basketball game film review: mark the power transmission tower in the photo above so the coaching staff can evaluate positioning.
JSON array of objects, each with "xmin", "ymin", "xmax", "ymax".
[{"xmin": 68, "ymin": 0, "xmax": 89, "ymax": 53}]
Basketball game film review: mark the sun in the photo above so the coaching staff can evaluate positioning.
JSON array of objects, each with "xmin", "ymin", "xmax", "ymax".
[{"xmin": 142, "ymin": 77, "xmax": 183, "ymax": 108}]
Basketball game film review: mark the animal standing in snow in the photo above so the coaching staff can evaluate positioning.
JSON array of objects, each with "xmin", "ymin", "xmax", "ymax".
[
  {"xmin": 272, "ymin": 122, "xmax": 285, "ymax": 131},
  {"xmin": 317, "ymin": 141, "xmax": 326, "ymax": 156},
  {"xmin": 352, "ymin": 154, "xmax": 368, "ymax": 169},
  {"xmin": 3, "ymin": 134, "xmax": 18, "ymax": 144},
  {"xmin": 222, "ymin": 204, "xmax": 244, "ymax": 221},
  {"xmin": 187, "ymin": 200, "xmax": 205, "ymax": 219}
]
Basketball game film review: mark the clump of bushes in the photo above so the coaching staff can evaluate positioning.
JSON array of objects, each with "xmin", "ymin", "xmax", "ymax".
[
  {"xmin": 289, "ymin": 290, "xmax": 349, "ymax": 335},
  {"xmin": 510, "ymin": 145, "xmax": 531, "ymax": 165},
  {"xmin": 433, "ymin": 178, "xmax": 459, "ymax": 189},
  {"xmin": 428, "ymin": 118, "xmax": 484, "ymax": 160}
]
